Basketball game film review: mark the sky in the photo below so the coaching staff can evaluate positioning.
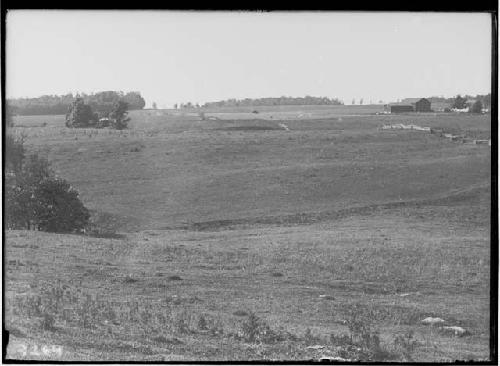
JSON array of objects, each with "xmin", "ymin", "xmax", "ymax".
[{"xmin": 6, "ymin": 11, "xmax": 492, "ymax": 108}]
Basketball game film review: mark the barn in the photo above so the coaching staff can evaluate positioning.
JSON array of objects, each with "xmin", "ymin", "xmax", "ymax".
[
  {"xmin": 415, "ymin": 98, "xmax": 432, "ymax": 112},
  {"xmin": 390, "ymin": 105, "xmax": 414, "ymax": 113}
]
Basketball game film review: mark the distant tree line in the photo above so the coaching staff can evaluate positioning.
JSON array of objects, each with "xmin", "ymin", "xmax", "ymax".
[
  {"xmin": 450, "ymin": 94, "xmax": 489, "ymax": 113},
  {"xmin": 7, "ymin": 91, "xmax": 145, "ymax": 116},
  {"xmin": 176, "ymin": 96, "xmax": 343, "ymax": 109},
  {"xmin": 425, "ymin": 94, "xmax": 491, "ymax": 109}
]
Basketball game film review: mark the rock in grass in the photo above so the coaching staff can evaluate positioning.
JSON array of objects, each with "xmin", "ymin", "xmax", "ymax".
[
  {"xmin": 319, "ymin": 294, "xmax": 335, "ymax": 300},
  {"xmin": 421, "ymin": 317, "xmax": 445, "ymax": 325},
  {"xmin": 167, "ymin": 275, "xmax": 182, "ymax": 281},
  {"xmin": 441, "ymin": 326, "xmax": 468, "ymax": 337}
]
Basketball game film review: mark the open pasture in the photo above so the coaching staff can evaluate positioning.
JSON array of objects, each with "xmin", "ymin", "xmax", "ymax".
[{"xmin": 5, "ymin": 108, "xmax": 491, "ymax": 361}]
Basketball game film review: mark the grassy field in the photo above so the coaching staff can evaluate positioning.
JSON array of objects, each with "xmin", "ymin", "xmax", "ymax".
[{"xmin": 5, "ymin": 107, "xmax": 491, "ymax": 361}]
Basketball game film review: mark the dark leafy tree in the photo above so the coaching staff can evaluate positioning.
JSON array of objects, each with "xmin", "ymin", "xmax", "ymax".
[
  {"xmin": 451, "ymin": 95, "xmax": 468, "ymax": 109},
  {"xmin": 482, "ymin": 94, "xmax": 491, "ymax": 108},
  {"xmin": 109, "ymin": 100, "xmax": 130, "ymax": 130},
  {"xmin": 33, "ymin": 178, "xmax": 90, "ymax": 233},
  {"xmin": 5, "ymin": 154, "xmax": 52, "ymax": 230},
  {"xmin": 470, "ymin": 100, "xmax": 483, "ymax": 114},
  {"xmin": 5, "ymin": 139, "xmax": 90, "ymax": 232},
  {"xmin": 122, "ymin": 91, "xmax": 146, "ymax": 110},
  {"xmin": 65, "ymin": 98, "xmax": 98, "ymax": 128},
  {"xmin": 5, "ymin": 134, "xmax": 26, "ymax": 174},
  {"xmin": 152, "ymin": 102, "xmax": 158, "ymax": 109},
  {"xmin": 5, "ymin": 183, "xmax": 33, "ymax": 229}
]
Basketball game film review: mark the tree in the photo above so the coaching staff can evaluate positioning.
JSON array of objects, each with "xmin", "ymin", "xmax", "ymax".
[
  {"xmin": 123, "ymin": 91, "xmax": 146, "ymax": 110},
  {"xmin": 152, "ymin": 102, "xmax": 158, "ymax": 109},
  {"xmin": 451, "ymin": 95, "xmax": 467, "ymax": 109},
  {"xmin": 109, "ymin": 100, "xmax": 130, "ymax": 130},
  {"xmin": 352, "ymin": 99, "xmax": 356, "ymax": 105},
  {"xmin": 5, "ymin": 134, "xmax": 26, "ymax": 174},
  {"xmin": 482, "ymin": 94, "xmax": 491, "ymax": 109},
  {"xmin": 359, "ymin": 98, "xmax": 364, "ymax": 105},
  {"xmin": 65, "ymin": 98, "xmax": 98, "ymax": 128},
  {"xmin": 174, "ymin": 103, "xmax": 178, "ymax": 109},
  {"xmin": 6, "ymin": 154, "xmax": 52, "ymax": 230},
  {"xmin": 470, "ymin": 100, "xmax": 483, "ymax": 114},
  {"xmin": 5, "ymin": 145, "xmax": 90, "ymax": 232},
  {"xmin": 33, "ymin": 177, "xmax": 90, "ymax": 233}
]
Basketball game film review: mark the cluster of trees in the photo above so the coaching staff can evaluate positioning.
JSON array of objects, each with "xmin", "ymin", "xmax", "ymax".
[
  {"xmin": 201, "ymin": 96, "xmax": 343, "ymax": 108},
  {"xmin": 450, "ymin": 94, "xmax": 486, "ymax": 113},
  {"xmin": 172, "ymin": 96, "xmax": 343, "ymax": 109},
  {"xmin": 430, "ymin": 93, "xmax": 490, "ymax": 110},
  {"xmin": 5, "ymin": 134, "xmax": 90, "ymax": 232},
  {"xmin": 7, "ymin": 91, "xmax": 145, "ymax": 116},
  {"xmin": 65, "ymin": 98, "xmax": 130, "ymax": 130}
]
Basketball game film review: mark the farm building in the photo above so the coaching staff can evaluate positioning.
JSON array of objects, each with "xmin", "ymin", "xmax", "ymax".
[
  {"xmin": 415, "ymin": 98, "xmax": 432, "ymax": 112},
  {"xmin": 391, "ymin": 105, "xmax": 414, "ymax": 113}
]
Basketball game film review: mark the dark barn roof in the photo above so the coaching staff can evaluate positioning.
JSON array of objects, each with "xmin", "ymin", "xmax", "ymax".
[
  {"xmin": 415, "ymin": 98, "xmax": 432, "ymax": 112},
  {"xmin": 390, "ymin": 105, "xmax": 414, "ymax": 113}
]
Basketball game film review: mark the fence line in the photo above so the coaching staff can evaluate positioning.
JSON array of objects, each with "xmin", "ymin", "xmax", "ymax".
[{"xmin": 379, "ymin": 123, "xmax": 490, "ymax": 146}]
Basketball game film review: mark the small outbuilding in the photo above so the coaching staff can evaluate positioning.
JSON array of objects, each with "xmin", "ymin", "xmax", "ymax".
[
  {"xmin": 415, "ymin": 98, "xmax": 432, "ymax": 112},
  {"xmin": 391, "ymin": 105, "xmax": 414, "ymax": 113}
]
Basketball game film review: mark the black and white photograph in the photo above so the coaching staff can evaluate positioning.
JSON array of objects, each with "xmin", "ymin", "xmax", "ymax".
[{"xmin": 2, "ymin": 9, "xmax": 496, "ymax": 362}]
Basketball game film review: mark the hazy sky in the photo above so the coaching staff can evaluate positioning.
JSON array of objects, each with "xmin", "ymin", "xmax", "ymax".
[{"xmin": 7, "ymin": 11, "xmax": 492, "ymax": 108}]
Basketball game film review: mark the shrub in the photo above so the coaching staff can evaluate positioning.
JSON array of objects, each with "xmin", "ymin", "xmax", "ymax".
[
  {"xmin": 240, "ymin": 312, "xmax": 282, "ymax": 344},
  {"xmin": 345, "ymin": 306, "xmax": 389, "ymax": 360},
  {"xmin": 5, "ymin": 137, "xmax": 90, "ymax": 233},
  {"xmin": 33, "ymin": 177, "xmax": 90, "ymax": 233},
  {"xmin": 451, "ymin": 95, "xmax": 467, "ymax": 110},
  {"xmin": 325, "ymin": 305, "xmax": 397, "ymax": 361},
  {"xmin": 5, "ymin": 154, "xmax": 51, "ymax": 230},
  {"xmin": 5, "ymin": 133, "xmax": 25, "ymax": 174},
  {"xmin": 65, "ymin": 98, "xmax": 98, "ymax": 128},
  {"xmin": 109, "ymin": 100, "xmax": 130, "ymax": 130},
  {"xmin": 470, "ymin": 100, "xmax": 483, "ymax": 114},
  {"xmin": 393, "ymin": 330, "xmax": 419, "ymax": 361}
]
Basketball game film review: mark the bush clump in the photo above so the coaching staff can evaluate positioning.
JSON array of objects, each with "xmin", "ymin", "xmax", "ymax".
[
  {"xmin": 65, "ymin": 98, "xmax": 98, "ymax": 128},
  {"xmin": 65, "ymin": 98, "xmax": 130, "ymax": 130},
  {"xmin": 5, "ymin": 136, "xmax": 90, "ymax": 233}
]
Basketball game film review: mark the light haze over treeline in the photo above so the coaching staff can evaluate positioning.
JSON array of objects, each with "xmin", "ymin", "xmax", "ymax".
[{"xmin": 7, "ymin": 11, "xmax": 492, "ymax": 109}]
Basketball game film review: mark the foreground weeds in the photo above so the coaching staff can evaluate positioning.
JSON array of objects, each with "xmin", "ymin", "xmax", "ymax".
[{"xmin": 6, "ymin": 282, "xmax": 425, "ymax": 361}]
